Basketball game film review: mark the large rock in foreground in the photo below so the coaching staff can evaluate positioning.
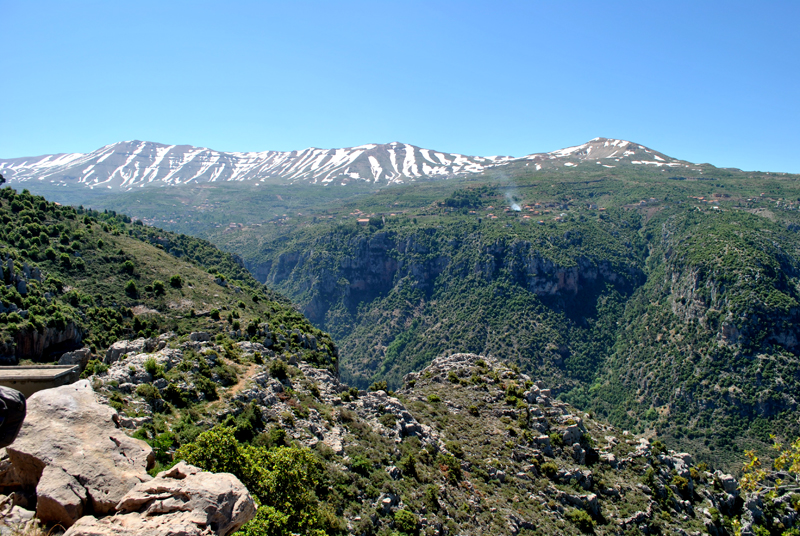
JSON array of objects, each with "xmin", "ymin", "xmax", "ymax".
[
  {"xmin": 64, "ymin": 462, "xmax": 256, "ymax": 536},
  {"xmin": 6, "ymin": 380, "xmax": 153, "ymax": 526}
]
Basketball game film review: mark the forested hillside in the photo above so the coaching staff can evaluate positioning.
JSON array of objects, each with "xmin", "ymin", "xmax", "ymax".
[{"xmin": 0, "ymin": 186, "xmax": 336, "ymax": 370}]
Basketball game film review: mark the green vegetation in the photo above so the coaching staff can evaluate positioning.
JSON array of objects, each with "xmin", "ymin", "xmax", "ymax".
[{"xmin": 0, "ymin": 186, "xmax": 336, "ymax": 370}]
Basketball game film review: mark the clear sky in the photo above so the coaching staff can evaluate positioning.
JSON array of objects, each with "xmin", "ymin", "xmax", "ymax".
[{"xmin": 2, "ymin": 1, "xmax": 799, "ymax": 172}]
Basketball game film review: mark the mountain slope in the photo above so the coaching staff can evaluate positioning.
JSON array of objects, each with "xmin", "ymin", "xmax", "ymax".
[
  {"xmin": 0, "ymin": 140, "xmax": 514, "ymax": 189},
  {"xmin": 0, "ymin": 137, "xmax": 700, "ymax": 193},
  {"xmin": 0, "ymin": 186, "xmax": 337, "ymax": 370}
]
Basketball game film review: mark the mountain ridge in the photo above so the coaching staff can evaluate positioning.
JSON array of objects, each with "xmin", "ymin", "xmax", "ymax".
[{"xmin": 0, "ymin": 137, "xmax": 698, "ymax": 191}]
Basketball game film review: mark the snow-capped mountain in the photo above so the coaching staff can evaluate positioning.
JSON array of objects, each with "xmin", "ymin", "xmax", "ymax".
[
  {"xmin": 0, "ymin": 141, "xmax": 514, "ymax": 190},
  {"xmin": 519, "ymin": 137, "xmax": 687, "ymax": 171},
  {"xmin": 0, "ymin": 138, "xmax": 692, "ymax": 191}
]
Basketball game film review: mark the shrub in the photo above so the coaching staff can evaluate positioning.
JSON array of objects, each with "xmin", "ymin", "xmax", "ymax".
[
  {"xmin": 81, "ymin": 359, "xmax": 108, "ymax": 378},
  {"xmin": 540, "ymin": 461, "xmax": 558, "ymax": 478},
  {"xmin": 427, "ymin": 394, "xmax": 441, "ymax": 403},
  {"xmin": 60, "ymin": 253, "xmax": 72, "ymax": 268},
  {"xmin": 152, "ymin": 280, "xmax": 165, "ymax": 296},
  {"xmin": 394, "ymin": 509, "xmax": 417, "ymax": 534},
  {"xmin": 672, "ymin": 475, "xmax": 689, "ymax": 495},
  {"xmin": 143, "ymin": 357, "xmax": 164, "ymax": 378},
  {"xmin": 565, "ymin": 508, "xmax": 595, "ymax": 532},
  {"xmin": 398, "ymin": 453, "xmax": 417, "ymax": 479},
  {"xmin": 350, "ymin": 455, "xmax": 372, "ymax": 477},
  {"xmin": 378, "ymin": 413, "xmax": 397, "ymax": 428},
  {"xmin": 650, "ymin": 439, "xmax": 667, "ymax": 456},
  {"xmin": 135, "ymin": 383, "xmax": 162, "ymax": 409},
  {"xmin": 124, "ymin": 280, "xmax": 138, "ymax": 297},
  {"xmin": 169, "ymin": 274, "xmax": 182, "ymax": 288},
  {"xmin": 550, "ymin": 431, "xmax": 565, "ymax": 448},
  {"xmin": 369, "ymin": 380, "xmax": 388, "ymax": 392},
  {"xmin": 269, "ymin": 359, "xmax": 288, "ymax": 380},
  {"xmin": 438, "ymin": 453, "xmax": 462, "ymax": 482},
  {"xmin": 195, "ymin": 376, "xmax": 219, "ymax": 401},
  {"xmin": 445, "ymin": 441, "xmax": 464, "ymax": 459},
  {"xmin": 121, "ymin": 260, "xmax": 135, "ymax": 274},
  {"xmin": 210, "ymin": 309, "xmax": 220, "ymax": 321}
]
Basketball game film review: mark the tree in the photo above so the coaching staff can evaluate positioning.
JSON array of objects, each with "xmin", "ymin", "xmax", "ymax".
[
  {"xmin": 740, "ymin": 436, "xmax": 800, "ymax": 493},
  {"xmin": 0, "ymin": 174, "xmax": 5, "ymax": 186}
]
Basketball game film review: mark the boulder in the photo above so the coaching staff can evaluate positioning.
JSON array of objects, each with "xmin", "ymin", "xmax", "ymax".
[
  {"xmin": 104, "ymin": 338, "xmax": 158, "ymax": 364},
  {"xmin": 64, "ymin": 462, "xmax": 256, "ymax": 536},
  {"xmin": 6, "ymin": 380, "xmax": 153, "ymax": 523},
  {"xmin": 562, "ymin": 424, "xmax": 582, "ymax": 445},
  {"xmin": 59, "ymin": 348, "xmax": 92, "ymax": 369},
  {"xmin": 188, "ymin": 332, "xmax": 211, "ymax": 343}
]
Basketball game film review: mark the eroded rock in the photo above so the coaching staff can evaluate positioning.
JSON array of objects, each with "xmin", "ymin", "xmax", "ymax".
[
  {"xmin": 6, "ymin": 380, "xmax": 153, "ymax": 520},
  {"xmin": 64, "ymin": 462, "xmax": 255, "ymax": 536}
]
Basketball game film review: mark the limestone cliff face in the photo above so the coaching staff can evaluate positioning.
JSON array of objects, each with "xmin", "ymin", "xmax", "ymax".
[
  {"xmin": 660, "ymin": 223, "xmax": 800, "ymax": 354},
  {"xmin": 13, "ymin": 322, "xmax": 83, "ymax": 361},
  {"xmin": 252, "ymin": 228, "xmax": 644, "ymax": 331}
]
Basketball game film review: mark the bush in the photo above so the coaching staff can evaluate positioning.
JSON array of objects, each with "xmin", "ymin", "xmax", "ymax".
[
  {"xmin": 177, "ymin": 427, "xmax": 327, "ymax": 536},
  {"xmin": 269, "ymin": 359, "xmax": 288, "ymax": 380},
  {"xmin": 152, "ymin": 280, "xmax": 165, "ymax": 296},
  {"xmin": 125, "ymin": 280, "xmax": 138, "ymax": 297},
  {"xmin": 210, "ymin": 309, "xmax": 220, "ymax": 320},
  {"xmin": 369, "ymin": 380, "xmax": 388, "ymax": 392},
  {"xmin": 565, "ymin": 508, "xmax": 595, "ymax": 532},
  {"xmin": 394, "ymin": 509, "xmax": 417, "ymax": 534},
  {"xmin": 437, "ymin": 453, "xmax": 461, "ymax": 482},
  {"xmin": 81, "ymin": 359, "xmax": 108, "ymax": 378},
  {"xmin": 195, "ymin": 376, "xmax": 218, "ymax": 401},
  {"xmin": 169, "ymin": 274, "xmax": 182, "ymax": 288},
  {"xmin": 143, "ymin": 357, "xmax": 164, "ymax": 378},
  {"xmin": 540, "ymin": 461, "xmax": 558, "ymax": 478},
  {"xmin": 550, "ymin": 431, "xmax": 565, "ymax": 448},
  {"xmin": 349, "ymin": 455, "xmax": 372, "ymax": 476}
]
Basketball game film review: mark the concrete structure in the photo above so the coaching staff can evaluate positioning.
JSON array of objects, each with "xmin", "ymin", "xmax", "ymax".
[{"xmin": 0, "ymin": 366, "xmax": 80, "ymax": 398}]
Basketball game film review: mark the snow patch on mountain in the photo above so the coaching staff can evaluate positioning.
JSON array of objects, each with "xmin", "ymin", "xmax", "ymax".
[{"xmin": 0, "ymin": 137, "xmax": 695, "ymax": 191}]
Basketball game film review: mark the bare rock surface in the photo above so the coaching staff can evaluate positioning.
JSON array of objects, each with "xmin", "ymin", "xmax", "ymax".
[
  {"xmin": 64, "ymin": 462, "xmax": 256, "ymax": 536},
  {"xmin": 35, "ymin": 465, "xmax": 88, "ymax": 527},
  {"xmin": 6, "ymin": 380, "xmax": 153, "ymax": 523}
]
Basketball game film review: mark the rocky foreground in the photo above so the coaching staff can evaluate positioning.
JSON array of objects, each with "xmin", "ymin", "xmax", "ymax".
[
  {"xmin": 0, "ymin": 380, "xmax": 255, "ymax": 535},
  {"xmin": 0, "ymin": 335, "xmax": 796, "ymax": 535}
]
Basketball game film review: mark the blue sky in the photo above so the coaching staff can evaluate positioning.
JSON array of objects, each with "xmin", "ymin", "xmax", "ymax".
[{"xmin": 2, "ymin": 1, "xmax": 799, "ymax": 172}]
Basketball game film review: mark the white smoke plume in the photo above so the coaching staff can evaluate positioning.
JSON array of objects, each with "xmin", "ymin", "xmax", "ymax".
[{"xmin": 505, "ymin": 191, "xmax": 521, "ymax": 211}]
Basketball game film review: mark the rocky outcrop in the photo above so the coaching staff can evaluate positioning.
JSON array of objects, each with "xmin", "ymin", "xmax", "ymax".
[
  {"xmin": 5, "ymin": 380, "xmax": 154, "ymax": 526},
  {"xmin": 104, "ymin": 338, "xmax": 163, "ymax": 364},
  {"xmin": 64, "ymin": 462, "xmax": 256, "ymax": 536},
  {"xmin": 58, "ymin": 348, "xmax": 93, "ymax": 370},
  {"xmin": 13, "ymin": 322, "xmax": 83, "ymax": 361}
]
